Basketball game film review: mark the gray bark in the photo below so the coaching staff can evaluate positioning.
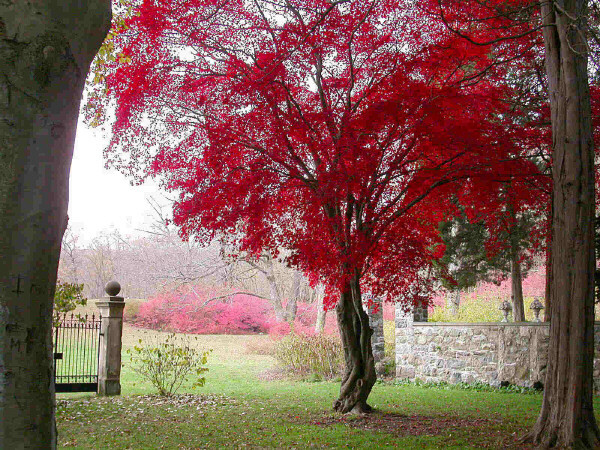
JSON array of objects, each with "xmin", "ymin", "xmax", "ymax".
[
  {"xmin": 508, "ymin": 204, "xmax": 525, "ymax": 322},
  {"xmin": 315, "ymin": 295, "xmax": 327, "ymax": 334},
  {"xmin": 544, "ymin": 229, "xmax": 552, "ymax": 322},
  {"xmin": 284, "ymin": 296, "xmax": 297, "ymax": 322},
  {"xmin": 263, "ymin": 257, "xmax": 286, "ymax": 322},
  {"xmin": 510, "ymin": 255, "xmax": 525, "ymax": 322},
  {"xmin": 246, "ymin": 255, "xmax": 287, "ymax": 321},
  {"xmin": 447, "ymin": 290, "xmax": 460, "ymax": 316},
  {"xmin": 524, "ymin": 0, "xmax": 600, "ymax": 447},
  {"xmin": 285, "ymin": 270, "xmax": 301, "ymax": 322},
  {"xmin": 0, "ymin": 2, "xmax": 110, "ymax": 448}
]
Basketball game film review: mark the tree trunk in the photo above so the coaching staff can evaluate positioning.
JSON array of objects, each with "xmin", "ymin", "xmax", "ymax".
[
  {"xmin": 333, "ymin": 275, "xmax": 377, "ymax": 414},
  {"xmin": 511, "ymin": 253, "xmax": 525, "ymax": 322},
  {"xmin": 524, "ymin": 1, "xmax": 600, "ymax": 447},
  {"xmin": 263, "ymin": 257, "xmax": 286, "ymax": 322},
  {"xmin": 0, "ymin": 2, "xmax": 110, "ymax": 448},
  {"xmin": 544, "ymin": 192, "xmax": 553, "ymax": 322},
  {"xmin": 447, "ymin": 290, "xmax": 460, "ymax": 316},
  {"xmin": 285, "ymin": 270, "xmax": 302, "ymax": 322},
  {"xmin": 544, "ymin": 237, "xmax": 552, "ymax": 322},
  {"xmin": 315, "ymin": 297, "xmax": 327, "ymax": 334},
  {"xmin": 595, "ymin": 214, "xmax": 600, "ymax": 305},
  {"xmin": 285, "ymin": 297, "xmax": 297, "ymax": 322}
]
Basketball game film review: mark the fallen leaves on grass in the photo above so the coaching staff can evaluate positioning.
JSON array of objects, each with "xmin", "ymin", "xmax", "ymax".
[
  {"xmin": 133, "ymin": 393, "xmax": 235, "ymax": 409},
  {"xmin": 58, "ymin": 393, "xmax": 235, "ymax": 410},
  {"xmin": 256, "ymin": 367, "xmax": 290, "ymax": 381},
  {"xmin": 313, "ymin": 411, "xmax": 495, "ymax": 437},
  {"xmin": 311, "ymin": 411, "xmax": 534, "ymax": 449},
  {"xmin": 57, "ymin": 393, "xmax": 238, "ymax": 423}
]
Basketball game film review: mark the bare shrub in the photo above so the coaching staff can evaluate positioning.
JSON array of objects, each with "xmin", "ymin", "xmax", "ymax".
[{"xmin": 273, "ymin": 332, "xmax": 343, "ymax": 380}]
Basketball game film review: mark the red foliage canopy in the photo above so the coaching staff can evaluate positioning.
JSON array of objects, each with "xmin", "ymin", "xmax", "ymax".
[{"xmin": 90, "ymin": 0, "xmax": 546, "ymax": 308}]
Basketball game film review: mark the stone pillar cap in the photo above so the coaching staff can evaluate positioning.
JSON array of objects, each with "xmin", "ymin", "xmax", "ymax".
[{"xmin": 105, "ymin": 281, "xmax": 121, "ymax": 297}]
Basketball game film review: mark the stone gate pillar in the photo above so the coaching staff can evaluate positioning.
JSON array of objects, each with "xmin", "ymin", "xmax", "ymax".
[
  {"xmin": 96, "ymin": 281, "xmax": 125, "ymax": 396},
  {"xmin": 366, "ymin": 297, "xmax": 385, "ymax": 366},
  {"xmin": 395, "ymin": 303, "xmax": 428, "ymax": 379}
]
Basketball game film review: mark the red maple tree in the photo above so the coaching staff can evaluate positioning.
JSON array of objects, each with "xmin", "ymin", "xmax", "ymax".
[{"xmin": 89, "ymin": 0, "xmax": 543, "ymax": 412}]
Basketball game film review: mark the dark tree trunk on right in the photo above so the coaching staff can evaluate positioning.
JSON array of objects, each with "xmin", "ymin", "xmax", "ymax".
[
  {"xmin": 524, "ymin": 0, "xmax": 600, "ymax": 447},
  {"xmin": 544, "ymin": 219, "xmax": 553, "ymax": 322}
]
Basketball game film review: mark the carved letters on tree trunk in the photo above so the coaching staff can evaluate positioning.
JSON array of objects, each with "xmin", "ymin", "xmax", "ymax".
[{"xmin": 0, "ymin": 2, "xmax": 110, "ymax": 448}]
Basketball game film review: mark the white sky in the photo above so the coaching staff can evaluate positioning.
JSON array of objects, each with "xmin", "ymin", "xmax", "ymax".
[{"xmin": 68, "ymin": 118, "xmax": 162, "ymax": 246}]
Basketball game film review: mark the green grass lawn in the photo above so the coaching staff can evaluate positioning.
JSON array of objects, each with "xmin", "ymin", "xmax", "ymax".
[{"xmin": 56, "ymin": 324, "xmax": 597, "ymax": 449}]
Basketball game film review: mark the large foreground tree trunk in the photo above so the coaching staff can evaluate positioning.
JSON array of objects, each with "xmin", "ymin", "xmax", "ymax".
[
  {"xmin": 0, "ymin": 2, "xmax": 110, "ymax": 448},
  {"xmin": 334, "ymin": 275, "xmax": 376, "ymax": 414},
  {"xmin": 595, "ymin": 214, "xmax": 600, "ymax": 305},
  {"xmin": 544, "ymin": 192, "xmax": 554, "ymax": 322},
  {"xmin": 524, "ymin": 0, "xmax": 600, "ymax": 447}
]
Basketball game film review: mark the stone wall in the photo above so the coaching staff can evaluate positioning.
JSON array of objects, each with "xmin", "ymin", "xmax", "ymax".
[
  {"xmin": 366, "ymin": 297, "xmax": 385, "ymax": 364},
  {"xmin": 395, "ymin": 308, "xmax": 600, "ymax": 389}
]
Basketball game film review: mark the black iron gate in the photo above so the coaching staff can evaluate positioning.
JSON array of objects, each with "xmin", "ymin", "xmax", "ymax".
[{"xmin": 53, "ymin": 313, "xmax": 102, "ymax": 393}]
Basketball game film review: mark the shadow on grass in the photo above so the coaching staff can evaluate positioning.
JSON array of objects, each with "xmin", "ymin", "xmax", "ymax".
[{"xmin": 310, "ymin": 410, "xmax": 534, "ymax": 449}]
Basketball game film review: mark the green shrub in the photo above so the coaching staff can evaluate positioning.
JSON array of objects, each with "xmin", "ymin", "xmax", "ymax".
[
  {"xmin": 126, "ymin": 333, "xmax": 210, "ymax": 396},
  {"xmin": 273, "ymin": 332, "xmax": 343, "ymax": 380},
  {"xmin": 392, "ymin": 378, "xmax": 541, "ymax": 395},
  {"xmin": 53, "ymin": 281, "xmax": 87, "ymax": 326},
  {"xmin": 430, "ymin": 296, "xmax": 538, "ymax": 322}
]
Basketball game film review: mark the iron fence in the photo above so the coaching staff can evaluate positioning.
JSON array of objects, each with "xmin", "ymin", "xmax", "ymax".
[{"xmin": 53, "ymin": 313, "xmax": 102, "ymax": 393}]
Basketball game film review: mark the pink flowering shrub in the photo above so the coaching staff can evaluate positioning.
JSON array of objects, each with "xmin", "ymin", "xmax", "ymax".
[
  {"xmin": 132, "ymin": 285, "xmax": 340, "ymax": 335},
  {"xmin": 383, "ymin": 303, "xmax": 395, "ymax": 321},
  {"xmin": 468, "ymin": 267, "xmax": 545, "ymax": 300},
  {"xmin": 430, "ymin": 267, "xmax": 546, "ymax": 322},
  {"xmin": 133, "ymin": 288, "xmax": 275, "ymax": 334}
]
